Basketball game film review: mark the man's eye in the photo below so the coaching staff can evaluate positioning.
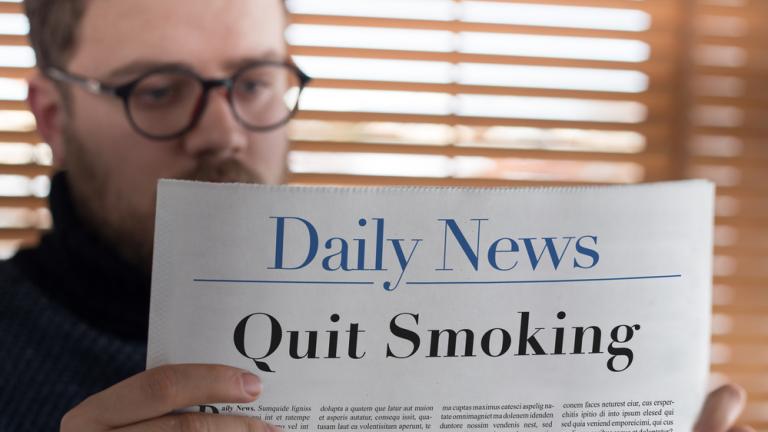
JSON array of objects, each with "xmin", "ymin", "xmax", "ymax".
[
  {"xmin": 237, "ymin": 79, "xmax": 269, "ymax": 95},
  {"xmin": 136, "ymin": 86, "xmax": 175, "ymax": 104}
]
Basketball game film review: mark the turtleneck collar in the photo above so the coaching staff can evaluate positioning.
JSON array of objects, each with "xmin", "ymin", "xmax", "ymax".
[{"xmin": 10, "ymin": 171, "xmax": 151, "ymax": 341}]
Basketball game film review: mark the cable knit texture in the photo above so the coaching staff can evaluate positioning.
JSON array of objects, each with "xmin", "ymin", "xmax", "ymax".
[{"xmin": 0, "ymin": 172, "xmax": 149, "ymax": 431}]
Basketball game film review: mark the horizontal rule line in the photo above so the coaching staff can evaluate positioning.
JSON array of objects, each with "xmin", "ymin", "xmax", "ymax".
[
  {"xmin": 407, "ymin": 274, "xmax": 683, "ymax": 285},
  {"xmin": 193, "ymin": 279, "xmax": 375, "ymax": 285}
]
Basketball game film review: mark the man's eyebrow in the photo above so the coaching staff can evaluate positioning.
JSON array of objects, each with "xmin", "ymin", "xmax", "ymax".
[
  {"xmin": 224, "ymin": 51, "xmax": 287, "ymax": 70},
  {"xmin": 104, "ymin": 61, "xmax": 190, "ymax": 81},
  {"xmin": 103, "ymin": 51, "xmax": 287, "ymax": 82}
]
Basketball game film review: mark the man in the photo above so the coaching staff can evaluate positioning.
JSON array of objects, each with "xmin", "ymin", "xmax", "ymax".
[{"xmin": 0, "ymin": 0, "xmax": 752, "ymax": 431}]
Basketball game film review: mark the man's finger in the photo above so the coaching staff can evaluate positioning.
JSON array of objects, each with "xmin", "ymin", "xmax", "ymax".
[
  {"xmin": 695, "ymin": 384, "xmax": 747, "ymax": 432},
  {"xmin": 114, "ymin": 413, "xmax": 281, "ymax": 432},
  {"xmin": 63, "ymin": 364, "xmax": 262, "ymax": 429}
]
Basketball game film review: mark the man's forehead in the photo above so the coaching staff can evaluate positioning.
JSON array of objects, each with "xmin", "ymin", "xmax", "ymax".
[{"xmin": 69, "ymin": 0, "xmax": 286, "ymax": 77}]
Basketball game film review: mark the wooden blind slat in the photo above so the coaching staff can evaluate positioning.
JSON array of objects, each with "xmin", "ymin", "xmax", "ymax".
[
  {"xmin": 692, "ymin": 157, "xmax": 768, "ymax": 168},
  {"xmin": 0, "ymin": 227, "xmax": 41, "ymax": 242},
  {"xmin": 309, "ymin": 78, "xmax": 670, "ymax": 107},
  {"xmin": 695, "ymin": 96, "xmax": 768, "ymax": 109},
  {"xmin": 295, "ymin": 110, "xmax": 664, "ymax": 133},
  {"xmin": 696, "ymin": 3, "xmax": 768, "ymax": 19},
  {"xmin": 288, "ymin": 47, "xmax": 674, "ymax": 80},
  {"xmin": 0, "ymin": 35, "xmax": 27, "ymax": 46},
  {"xmin": 0, "ymin": 163, "xmax": 51, "ymax": 177},
  {"xmin": 290, "ymin": 173, "xmax": 605, "ymax": 187},
  {"xmin": 291, "ymin": 140, "xmax": 666, "ymax": 164},
  {"xmin": 289, "ymin": 13, "xmax": 676, "ymax": 47},
  {"xmin": 0, "ymin": 67, "xmax": 33, "ymax": 80},
  {"xmin": 0, "ymin": 2, "xmax": 22, "ymax": 14},
  {"xmin": 695, "ymin": 66, "xmax": 768, "ymax": 79},
  {"xmin": 693, "ymin": 126, "xmax": 768, "ymax": 139},
  {"xmin": 695, "ymin": 35, "xmax": 768, "ymax": 51},
  {"xmin": 0, "ymin": 196, "xmax": 46, "ymax": 208},
  {"xmin": 715, "ymin": 248, "xmax": 768, "ymax": 259},
  {"xmin": 469, "ymin": 0, "xmax": 671, "ymax": 15},
  {"xmin": 0, "ymin": 101, "xmax": 29, "ymax": 111},
  {"xmin": 0, "ymin": 131, "xmax": 39, "ymax": 143}
]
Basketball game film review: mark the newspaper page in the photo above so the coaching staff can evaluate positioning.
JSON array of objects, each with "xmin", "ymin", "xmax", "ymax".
[{"xmin": 148, "ymin": 180, "xmax": 714, "ymax": 432}]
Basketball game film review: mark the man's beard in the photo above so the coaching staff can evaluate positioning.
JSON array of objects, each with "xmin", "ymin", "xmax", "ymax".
[{"xmin": 62, "ymin": 127, "xmax": 265, "ymax": 275}]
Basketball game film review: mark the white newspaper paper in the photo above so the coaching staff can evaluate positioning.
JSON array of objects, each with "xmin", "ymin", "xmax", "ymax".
[{"xmin": 148, "ymin": 180, "xmax": 714, "ymax": 432}]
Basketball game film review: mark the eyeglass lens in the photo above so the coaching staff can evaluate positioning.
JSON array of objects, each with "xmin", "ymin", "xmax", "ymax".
[{"xmin": 126, "ymin": 64, "xmax": 302, "ymax": 138}]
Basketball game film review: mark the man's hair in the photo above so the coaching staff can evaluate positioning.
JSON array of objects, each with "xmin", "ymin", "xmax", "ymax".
[
  {"xmin": 23, "ymin": 0, "xmax": 288, "ymax": 71},
  {"xmin": 23, "ymin": 0, "xmax": 88, "ymax": 71}
]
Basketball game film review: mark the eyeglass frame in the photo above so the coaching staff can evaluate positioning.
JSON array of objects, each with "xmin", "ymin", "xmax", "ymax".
[{"xmin": 45, "ymin": 60, "xmax": 312, "ymax": 140}]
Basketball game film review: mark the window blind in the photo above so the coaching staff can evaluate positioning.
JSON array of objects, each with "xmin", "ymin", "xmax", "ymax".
[
  {"xmin": 0, "ymin": 0, "xmax": 51, "ymax": 259},
  {"xmin": 285, "ymin": 0, "xmax": 677, "ymax": 187},
  {"xmin": 685, "ymin": 0, "xmax": 768, "ymax": 427}
]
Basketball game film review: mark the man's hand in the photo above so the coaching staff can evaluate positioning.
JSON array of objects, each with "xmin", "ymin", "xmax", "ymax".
[
  {"xmin": 696, "ymin": 384, "xmax": 754, "ymax": 432},
  {"xmin": 60, "ymin": 364, "xmax": 279, "ymax": 431}
]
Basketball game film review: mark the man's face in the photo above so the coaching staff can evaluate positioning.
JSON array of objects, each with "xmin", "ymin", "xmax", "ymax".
[{"xmin": 60, "ymin": 0, "xmax": 289, "ymax": 271}]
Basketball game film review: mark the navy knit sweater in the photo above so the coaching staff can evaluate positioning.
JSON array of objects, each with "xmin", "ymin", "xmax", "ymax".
[{"xmin": 0, "ymin": 173, "xmax": 150, "ymax": 431}]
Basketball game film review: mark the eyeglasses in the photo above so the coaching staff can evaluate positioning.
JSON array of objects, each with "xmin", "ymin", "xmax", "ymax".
[{"xmin": 46, "ymin": 61, "xmax": 312, "ymax": 140}]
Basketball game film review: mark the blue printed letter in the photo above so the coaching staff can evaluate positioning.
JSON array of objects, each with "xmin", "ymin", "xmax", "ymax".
[{"xmin": 270, "ymin": 216, "xmax": 318, "ymax": 270}]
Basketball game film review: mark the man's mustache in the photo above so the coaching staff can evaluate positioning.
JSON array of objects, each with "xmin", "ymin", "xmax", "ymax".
[{"xmin": 181, "ymin": 158, "xmax": 263, "ymax": 184}]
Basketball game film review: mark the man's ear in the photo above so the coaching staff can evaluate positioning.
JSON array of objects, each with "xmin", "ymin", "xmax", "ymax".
[{"xmin": 27, "ymin": 73, "xmax": 66, "ymax": 168}]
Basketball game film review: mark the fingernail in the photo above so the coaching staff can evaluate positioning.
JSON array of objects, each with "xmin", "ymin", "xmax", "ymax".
[
  {"xmin": 268, "ymin": 424, "xmax": 283, "ymax": 432},
  {"xmin": 241, "ymin": 373, "xmax": 262, "ymax": 397}
]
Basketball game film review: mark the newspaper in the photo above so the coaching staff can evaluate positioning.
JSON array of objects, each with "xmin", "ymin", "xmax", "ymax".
[{"xmin": 148, "ymin": 180, "xmax": 714, "ymax": 432}]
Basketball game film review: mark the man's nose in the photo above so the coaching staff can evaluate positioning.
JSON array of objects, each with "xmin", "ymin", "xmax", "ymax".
[{"xmin": 181, "ymin": 87, "xmax": 248, "ymax": 157}]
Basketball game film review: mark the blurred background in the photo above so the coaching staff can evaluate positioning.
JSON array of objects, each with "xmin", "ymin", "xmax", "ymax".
[{"xmin": 0, "ymin": 0, "xmax": 767, "ymax": 427}]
